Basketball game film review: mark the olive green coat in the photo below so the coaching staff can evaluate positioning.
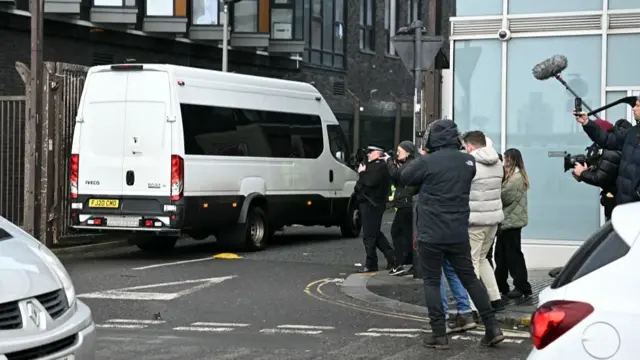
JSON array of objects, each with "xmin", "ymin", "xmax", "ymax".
[{"xmin": 501, "ymin": 170, "xmax": 528, "ymax": 230}]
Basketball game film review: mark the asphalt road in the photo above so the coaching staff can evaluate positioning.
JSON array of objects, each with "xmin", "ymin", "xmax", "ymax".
[{"xmin": 60, "ymin": 225, "xmax": 533, "ymax": 359}]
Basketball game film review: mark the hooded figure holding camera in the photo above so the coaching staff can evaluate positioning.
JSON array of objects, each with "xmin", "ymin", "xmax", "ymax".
[{"xmin": 573, "ymin": 119, "xmax": 633, "ymax": 220}]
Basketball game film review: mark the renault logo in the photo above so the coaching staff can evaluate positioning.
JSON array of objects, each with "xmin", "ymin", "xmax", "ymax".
[{"xmin": 26, "ymin": 301, "xmax": 43, "ymax": 328}]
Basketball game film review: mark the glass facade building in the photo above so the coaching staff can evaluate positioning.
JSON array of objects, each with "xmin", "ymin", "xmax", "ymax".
[{"xmin": 447, "ymin": 0, "xmax": 640, "ymax": 267}]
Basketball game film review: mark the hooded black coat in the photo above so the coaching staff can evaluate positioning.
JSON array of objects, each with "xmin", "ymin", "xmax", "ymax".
[
  {"xmin": 400, "ymin": 120, "xmax": 476, "ymax": 244},
  {"xmin": 583, "ymin": 119, "xmax": 640, "ymax": 204},
  {"xmin": 579, "ymin": 121, "xmax": 632, "ymax": 197}
]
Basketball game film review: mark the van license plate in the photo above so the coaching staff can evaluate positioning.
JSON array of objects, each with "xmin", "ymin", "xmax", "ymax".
[{"xmin": 88, "ymin": 199, "xmax": 119, "ymax": 208}]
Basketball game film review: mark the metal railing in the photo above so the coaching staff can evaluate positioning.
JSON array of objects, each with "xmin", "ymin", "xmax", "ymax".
[{"xmin": 0, "ymin": 96, "xmax": 26, "ymax": 225}]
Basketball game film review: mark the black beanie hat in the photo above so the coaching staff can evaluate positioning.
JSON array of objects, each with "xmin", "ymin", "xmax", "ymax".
[{"xmin": 398, "ymin": 140, "xmax": 417, "ymax": 155}]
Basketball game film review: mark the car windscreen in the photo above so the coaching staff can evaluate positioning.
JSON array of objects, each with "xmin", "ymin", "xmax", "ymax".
[
  {"xmin": 551, "ymin": 222, "xmax": 630, "ymax": 289},
  {"xmin": 0, "ymin": 227, "xmax": 12, "ymax": 241}
]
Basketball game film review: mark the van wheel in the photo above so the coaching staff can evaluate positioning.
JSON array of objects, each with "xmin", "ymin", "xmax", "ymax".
[
  {"xmin": 340, "ymin": 202, "xmax": 361, "ymax": 238},
  {"xmin": 137, "ymin": 237, "xmax": 178, "ymax": 253},
  {"xmin": 245, "ymin": 206, "xmax": 268, "ymax": 251}
]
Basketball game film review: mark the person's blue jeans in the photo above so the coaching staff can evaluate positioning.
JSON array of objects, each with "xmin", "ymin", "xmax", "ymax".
[{"xmin": 440, "ymin": 260, "xmax": 472, "ymax": 318}]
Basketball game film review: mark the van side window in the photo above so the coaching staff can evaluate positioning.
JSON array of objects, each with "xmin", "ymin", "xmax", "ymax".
[
  {"xmin": 327, "ymin": 124, "xmax": 350, "ymax": 164},
  {"xmin": 180, "ymin": 103, "xmax": 324, "ymax": 158}
]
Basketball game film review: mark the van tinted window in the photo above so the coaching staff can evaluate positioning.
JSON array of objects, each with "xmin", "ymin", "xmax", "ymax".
[
  {"xmin": 551, "ymin": 222, "xmax": 630, "ymax": 289},
  {"xmin": 0, "ymin": 228, "xmax": 11, "ymax": 241},
  {"xmin": 180, "ymin": 103, "xmax": 324, "ymax": 158}
]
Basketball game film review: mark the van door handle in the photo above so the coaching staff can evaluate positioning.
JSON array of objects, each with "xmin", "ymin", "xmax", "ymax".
[
  {"xmin": 132, "ymin": 150, "xmax": 142, "ymax": 155},
  {"xmin": 329, "ymin": 170, "xmax": 334, "ymax": 183},
  {"xmin": 126, "ymin": 170, "xmax": 135, "ymax": 186}
]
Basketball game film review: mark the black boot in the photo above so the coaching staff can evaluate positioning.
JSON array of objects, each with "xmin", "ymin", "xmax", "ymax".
[
  {"xmin": 480, "ymin": 326, "xmax": 505, "ymax": 347},
  {"xmin": 422, "ymin": 334, "xmax": 449, "ymax": 350}
]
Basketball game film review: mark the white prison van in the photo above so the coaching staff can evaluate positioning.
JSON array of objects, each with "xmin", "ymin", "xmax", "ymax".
[{"xmin": 69, "ymin": 64, "xmax": 361, "ymax": 252}]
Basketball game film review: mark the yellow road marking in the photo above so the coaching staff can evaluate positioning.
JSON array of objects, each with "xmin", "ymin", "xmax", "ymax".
[{"xmin": 213, "ymin": 253, "xmax": 243, "ymax": 259}]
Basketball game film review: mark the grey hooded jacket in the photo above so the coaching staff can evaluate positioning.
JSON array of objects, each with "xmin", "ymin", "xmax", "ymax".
[{"xmin": 468, "ymin": 146, "xmax": 505, "ymax": 226}]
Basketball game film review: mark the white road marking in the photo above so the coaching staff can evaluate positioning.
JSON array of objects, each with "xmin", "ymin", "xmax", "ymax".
[
  {"xmin": 451, "ymin": 335, "xmax": 524, "ymax": 344},
  {"xmin": 260, "ymin": 329, "xmax": 323, "ymax": 335},
  {"xmin": 467, "ymin": 329, "xmax": 530, "ymax": 339},
  {"xmin": 174, "ymin": 326, "xmax": 236, "ymax": 332},
  {"xmin": 277, "ymin": 325, "xmax": 335, "ymax": 330},
  {"xmin": 78, "ymin": 276, "xmax": 236, "ymax": 301},
  {"xmin": 192, "ymin": 322, "xmax": 250, "ymax": 327},
  {"xmin": 367, "ymin": 328, "xmax": 422, "ymax": 333},
  {"xmin": 132, "ymin": 257, "xmax": 213, "ymax": 271},
  {"xmin": 107, "ymin": 319, "xmax": 166, "ymax": 325},
  {"xmin": 96, "ymin": 324, "xmax": 147, "ymax": 329},
  {"xmin": 355, "ymin": 332, "xmax": 419, "ymax": 338}
]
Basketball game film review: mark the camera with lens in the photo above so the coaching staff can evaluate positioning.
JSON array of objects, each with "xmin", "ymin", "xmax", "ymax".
[{"xmin": 563, "ymin": 143, "xmax": 601, "ymax": 172}]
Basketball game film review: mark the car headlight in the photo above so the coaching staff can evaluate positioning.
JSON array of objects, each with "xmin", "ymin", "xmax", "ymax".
[{"xmin": 38, "ymin": 244, "xmax": 76, "ymax": 308}]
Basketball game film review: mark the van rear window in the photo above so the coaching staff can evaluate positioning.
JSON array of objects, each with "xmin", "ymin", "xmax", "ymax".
[{"xmin": 551, "ymin": 222, "xmax": 630, "ymax": 288}]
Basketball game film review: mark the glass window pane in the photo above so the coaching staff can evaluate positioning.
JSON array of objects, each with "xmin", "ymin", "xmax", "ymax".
[
  {"xmin": 508, "ymin": 0, "xmax": 601, "ymax": 14},
  {"xmin": 311, "ymin": 18, "xmax": 322, "ymax": 49},
  {"xmin": 322, "ymin": 0, "xmax": 333, "ymax": 50},
  {"xmin": 334, "ymin": 22, "xmax": 344, "ymax": 53},
  {"xmin": 506, "ymin": 36, "xmax": 602, "ymax": 241},
  {"xmin": 366, "ymin": 0, "xmax": 373, "ymax": 25},
  {"xmin": 323, "ymin": 52, "xmax": 333, "ymax": 66},
  {"xmin": 234, "ymin": 0, "xmax": 258, "ymax": 32},
  {"xmin": 453, "ymin": 40, "xmax": 502, "ymax": 152},
  {"xmin": 272, "ymin": 8, "xmax": 293, "ymax": 39},
  {"xmin": 311, "ymin": 50, "xmax": 321, "ymax": 64},
  {"xmin": 304, "ymin": 0, "xmax": 310, "ymax": 45},
  {"xmin": 359, "ymin": 0, "xmax": 364, "ymax": 24},
  {"xmin": 605, "ymin": 92, "xmax": 628, "ymax": 123},
  {"xmin": 609, "ymin": 0, "xmax": 640, "ymax": 9},
  {"xmin": 456, "ymin": 0, "xmax": 501, "ymax": 16},
  {"xmin": 295, "ymin": 0, "xmax": 303, "ymax": 40},
  {"xmin": 146, "ymin": 0, "xmax": 173, "ymax": 16},
  {"xmin": 94, "ymin": 0, "xmax": 121, "ymax": 6},
  {"xmin": 334, "ymin": 0, "xmax": 343, "ymax": 21},
  {"xmin": 193, "ymin": 0, "xmax": 220, "ymax": 24},
  {"xmin": 334, "ymin": 54, "xmax": 344, "ymax": 69},
  {"xmin": 607, "ymin": 34, "xmax": 640, "ymax": 87}
]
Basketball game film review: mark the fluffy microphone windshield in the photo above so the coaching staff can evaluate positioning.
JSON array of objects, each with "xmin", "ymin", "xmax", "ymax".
[{"xmin": 532, "ymin": 55, "xmax": 568, "ymax": 80}]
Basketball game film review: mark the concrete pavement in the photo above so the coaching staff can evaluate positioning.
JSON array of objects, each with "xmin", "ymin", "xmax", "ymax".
[{"xmin": 60, "ymin": 226, "xmax": 534, "ymax": 359}]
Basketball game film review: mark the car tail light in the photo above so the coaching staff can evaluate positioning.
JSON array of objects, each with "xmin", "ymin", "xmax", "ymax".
[
  {"xmin": 70, "ymin": 154, "xmax": 79, "ymax": 199},
  {"xmin": 531, "ymin": 300, "xmax": 594, "ymax": 350},
  {"xmin": 170, "ymin": 155, "xmax": 184, "ymax": 201}
]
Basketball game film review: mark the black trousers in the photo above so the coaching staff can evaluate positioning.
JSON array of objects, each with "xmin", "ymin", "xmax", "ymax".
[
  {"xmin": 417, "ymin": 240, "xmax": 498, "ymax": 336},
  {"xmin": 494, "ymin": 228, "xmax": 532, "ymax": 295},
  {"xmin": 390, "ymin": 207, "xmax": 413, "ymax": 266},
  {"xmin": 360, "ymin": 203, "xmax": 394, "ymax": 268},
  {"xmin": 486, "ymin": 242, "xmax": 494, "ymax": 269},
  {"xmin": 602, "ymin": 195, "xmax": 616, "ymax": 221}
]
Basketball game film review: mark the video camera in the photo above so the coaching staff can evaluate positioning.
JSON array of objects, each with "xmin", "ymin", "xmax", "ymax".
[{"xmin": 563, "ymin": 143, "xmax": 601, "ymax": 172}]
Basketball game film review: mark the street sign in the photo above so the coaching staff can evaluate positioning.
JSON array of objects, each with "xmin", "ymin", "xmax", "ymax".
[
  {"xmin": 392, "ymin": 34, "xmax": 444, "ymax": 76},
  {"xmin": 78, "ymin": 276, "xmax": 236, "ymax": 301}
]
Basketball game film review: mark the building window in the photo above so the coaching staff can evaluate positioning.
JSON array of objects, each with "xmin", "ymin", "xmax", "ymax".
[
  {"xmin": 303, "ymin": 0, "xmax": 345, "ymax": 69},
  {"xmin": 234, "ymin": 0, "xmax": 259, "ymax": 32},
  {"xmin": 505, "ymin": 35, "xmax": 601, "ymax": 241},
  {"xmin": 192, "ymin": 0, "xmax": 223, "ymax": 25},
  {"xmin": 508, "ymin": 0, "xmax": 601, "ymax": 15},
  {"xmin": 359, "ymin": 0, "xmax": 374, "ymax": 51},
  {"xmin": 271, "ymin": 0, "xmax": 303, "ymax": 40},
  {"xmin": 384, "ymin": 0, "xmax": 399, "ymax": 55},
  {"xmin": 146, "ymin": 0, "xmax": 186, "ymax": 16},
  {"xmin": 94, "ymin": 0, "xmax": 122, "ymax": 6}
]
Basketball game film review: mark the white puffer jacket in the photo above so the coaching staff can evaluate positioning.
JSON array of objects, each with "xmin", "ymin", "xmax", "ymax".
[{"xmin": 469, "ymin": 145, "xmax": 504, "ymax": 226}]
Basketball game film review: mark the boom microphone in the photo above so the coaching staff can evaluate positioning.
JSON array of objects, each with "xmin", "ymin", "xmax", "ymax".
[
  {"xmin": 532, "ymin": 55, "xmax": 568, "ymax": 80},
  {"xmin": 531, "ymin": 55, "xmax": 601, "ymax": 120}
]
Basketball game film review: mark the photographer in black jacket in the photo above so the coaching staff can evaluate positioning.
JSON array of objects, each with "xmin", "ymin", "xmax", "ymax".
[
  {"xmin": 354, "ymin": 145, "xmax": 395, "ymax": 273},
  {"xmin": 385, "ymin": 141, "xmax": 418, "ymax": 276},
  {"xmin": 573, "ymin": 119, "xmax": 632, "ymax": 220}
]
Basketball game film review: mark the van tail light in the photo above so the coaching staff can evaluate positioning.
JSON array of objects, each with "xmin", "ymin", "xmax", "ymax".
[
  {"xmin": 531, "ymin": 300, "xmax": 594, "ymax": 350},
  {"xmin": 170, "ymin": 155, "xmax": 184, "ymax": 201},
  {"xmin": 70, "ymin": 154, "xmax": 79, "ymax": 199}
]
